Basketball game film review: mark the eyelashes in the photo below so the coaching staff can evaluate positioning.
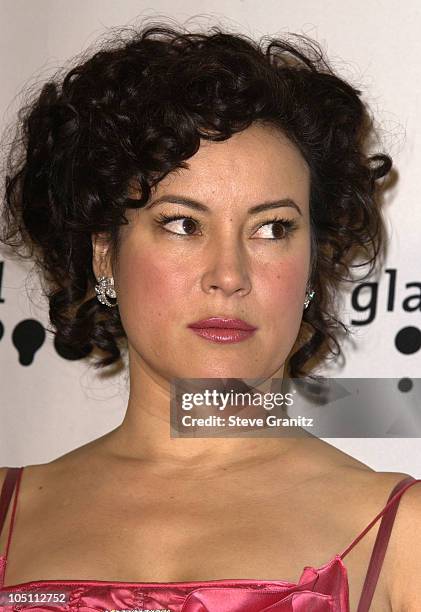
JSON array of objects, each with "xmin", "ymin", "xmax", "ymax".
[{"xmin": 153, "ymin": 212, "xmax": 299, "ymax": 241}]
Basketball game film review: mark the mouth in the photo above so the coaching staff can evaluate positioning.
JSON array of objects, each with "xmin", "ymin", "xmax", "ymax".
[
  {"xmin": 187, "ymin": 317, "xmax": 258, "ymax": 344},
  {"xmin": 188, "ymin": 317, "xmax": 257, "ymax": 330}
]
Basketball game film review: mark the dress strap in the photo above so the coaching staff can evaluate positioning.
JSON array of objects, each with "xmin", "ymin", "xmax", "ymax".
[
  {"xmin": 338, "ymin": 476, "xmax": 421, "ymax": 612},
  {"xmin": 0, "ymin": 467, "xmax": 23, "ymax": 573}
]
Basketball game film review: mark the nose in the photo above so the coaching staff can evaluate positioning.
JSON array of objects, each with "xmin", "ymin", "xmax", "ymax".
[{"xmin": 201, "ymin": 235, "xmax": 252, "ymax": 297}]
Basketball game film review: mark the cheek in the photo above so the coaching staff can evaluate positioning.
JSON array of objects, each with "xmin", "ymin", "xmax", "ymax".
[
  {"xmin": 117, "ymin": 250, "xmax": 188, "ymax": 323},
  {"xmin": 257, "ymin": 263, "xmax": 307, "ymax": 365},
  {"xmin": 259, "ymin": 260, "xmax": 307, "ymax": 317}
]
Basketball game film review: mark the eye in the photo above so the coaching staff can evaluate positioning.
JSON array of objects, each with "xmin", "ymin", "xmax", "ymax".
[
  {"xmin": 154, "ymin": 213, "xmax": 201, "ymax": 236},
  {"xmin": 253, "ymin": 217, "xmax": 299, "ymax": 240},
  {"xmin": 154, "ymin": 212, "xmax": 299, "ymax": 240}
]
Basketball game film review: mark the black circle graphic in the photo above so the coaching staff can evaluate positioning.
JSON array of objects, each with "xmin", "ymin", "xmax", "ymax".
[{"xmin": 395, "ymin": 326, "xmax": 421, "ymax": 355}]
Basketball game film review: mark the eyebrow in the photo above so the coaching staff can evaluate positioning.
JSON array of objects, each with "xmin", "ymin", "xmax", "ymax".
[{"xmin": 145, "ymin": 195, "xmax": 302, "ymax": 216}]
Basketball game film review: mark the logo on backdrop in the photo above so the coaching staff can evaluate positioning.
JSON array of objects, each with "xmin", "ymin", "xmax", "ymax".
[
  {"xmin": 350, "ymin": 268, "xmax": 421, "ymax": 356},
  {"xmin": 1, "ymin": 263, "xmax": 420, "ymax": 366}
]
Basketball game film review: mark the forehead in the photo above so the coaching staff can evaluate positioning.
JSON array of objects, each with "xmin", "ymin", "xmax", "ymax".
[{"xmin": 152, "ymin": 123, "xmax": 310, "ymax": 208}]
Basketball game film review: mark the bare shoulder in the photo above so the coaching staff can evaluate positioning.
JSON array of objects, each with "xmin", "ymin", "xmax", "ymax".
[
  {"xmin": 296, "ymin": 436, "xmax": 414, "ymax": 490},
  {"xmin": 384, "ymin": 471, "xmax": 421, "ymax": 612},
  {"xmin": 337, "ymin": 464, "xmax": 418, "ymax": 521},
  {"xmin": 317, "ymin": 450, "xmax": 418, "ymax": 612},
  {"xmin": 0, "ymin": 434, "xmax": 115, "ymax": 492},
  {"xmin": 317, "ymin": 441, "xmax": 417, "ymax": 524},
  {"xmin": 0, "ymin": 434, "xmax": 109, "ymax": 514},
  {"xmin": 333, "ymin": 463, "xmax": 420, "ymax": 612},
  {"xmin": 0, "ymin": 436, "xmax": 111, "ymax": 555}
]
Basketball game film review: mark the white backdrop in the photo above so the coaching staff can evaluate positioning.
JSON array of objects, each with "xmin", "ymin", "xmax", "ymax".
[{"xmin": 0, "ymin": 0, "xmax": 420, "ymax": 475}]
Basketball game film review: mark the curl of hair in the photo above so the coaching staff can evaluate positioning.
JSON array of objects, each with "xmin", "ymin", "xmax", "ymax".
[{"xmin": 0, "ymin": 22, "xmax": 393, "ymax": 379}]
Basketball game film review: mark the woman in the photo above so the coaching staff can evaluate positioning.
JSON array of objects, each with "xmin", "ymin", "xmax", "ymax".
[{"xmin": 0, "ymin": 22, "xmax": 420, "ymax": 612}]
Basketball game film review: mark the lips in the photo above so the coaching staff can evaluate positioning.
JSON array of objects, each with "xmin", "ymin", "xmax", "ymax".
[{"xmin": 188, "ymin": 317, "xmax": 257, "ymax": 331}]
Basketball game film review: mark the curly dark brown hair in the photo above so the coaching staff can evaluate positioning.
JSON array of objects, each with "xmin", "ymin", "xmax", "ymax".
[{"xmin": 0, "ymin": 21, "xmax": 393, "ymax": 379}]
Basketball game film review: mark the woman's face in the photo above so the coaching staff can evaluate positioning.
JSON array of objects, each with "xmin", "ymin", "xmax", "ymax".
[{"xmin": 95, "ymin": 123, "xmax": 311, "ymax": 381}]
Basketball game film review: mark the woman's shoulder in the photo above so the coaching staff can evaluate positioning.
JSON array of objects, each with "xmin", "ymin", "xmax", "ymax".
[
  {"xmin": 333, "ymin": 465, "xmax": 421, "ymax": 612},
  {"xmin": 291, "ymin": 435, "xmax": 415, "ymax": 489},
  {"xmin": 0, "ymin": 435, "xmax": 108, "ymax": 490},
  {"xmin": 334, "ymin": 464, "xmax": 419, "ymax": 518},
  {"xmin": 310, "ymin": 448, "xmax": 420, "ymax": 610},
  {"xmin": 364, "ymin": 467, "xmax": 421, "ymax": 611},
  {"xmin": 318, "ymin": 441, "xmax": 418, "ymax": 510},
  {"xmin": 293, "ymin": 438, "xmax": 418, "ymax": 536}
]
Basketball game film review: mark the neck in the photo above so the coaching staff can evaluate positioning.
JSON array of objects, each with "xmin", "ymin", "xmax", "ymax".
[{"xmin": 98, "ymin": 350, "xmax": 313, "ymax": 476}]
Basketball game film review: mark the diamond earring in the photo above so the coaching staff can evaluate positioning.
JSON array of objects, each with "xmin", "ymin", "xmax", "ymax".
[
  {"xmin": 304, "ymin": 289, "xmax": 315, "ymax": 310},
  {"xmin": 94, "ymin": 276, "xmax": 118, "ymax": 307}
]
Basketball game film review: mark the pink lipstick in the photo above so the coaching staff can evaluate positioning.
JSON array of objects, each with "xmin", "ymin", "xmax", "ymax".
[{"xmin": 187, "ymin": 317, "xmax": 257, "ymax": 344}]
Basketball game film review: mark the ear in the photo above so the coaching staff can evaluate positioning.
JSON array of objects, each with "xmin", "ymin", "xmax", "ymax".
[{"xmin": 91, "ymin": 232, "xmax": 113, "ymax": 280}]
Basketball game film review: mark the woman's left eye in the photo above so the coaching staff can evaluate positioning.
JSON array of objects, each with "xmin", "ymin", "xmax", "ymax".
[
  {"xmin": 253, "ymin": 217, "xmax": 299, "ymax": 240},
  {"xmin": 154, "ymin": 213, "xmax": 298, "ymax": 240}
]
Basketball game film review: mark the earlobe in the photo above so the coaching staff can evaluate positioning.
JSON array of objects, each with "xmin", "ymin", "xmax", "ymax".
[{"xmin": 91, "ymin": 232, "xmax": 113, "ymax": 279}]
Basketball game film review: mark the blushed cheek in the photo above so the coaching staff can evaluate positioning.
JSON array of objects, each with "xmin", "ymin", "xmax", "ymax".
[
  {"xmin": 266, "ymin": 258, "xmax": 307, "ymax": 302},
  {"xmin": 257, "ymin": 271, "xmax": 305, "ymax": 372},
  {"xmin": 118, "ymin": 250, "xmax": 188, "ymax": 328}
]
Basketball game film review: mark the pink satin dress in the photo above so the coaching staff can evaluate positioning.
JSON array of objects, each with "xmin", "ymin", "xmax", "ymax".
[{"xmin": 0, "ymin": 467, "xmax": 420, "ymax": 611}]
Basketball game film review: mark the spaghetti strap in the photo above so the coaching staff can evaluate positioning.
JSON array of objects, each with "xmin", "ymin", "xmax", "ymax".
[
  {"xmin": 339, "ymin": 476, "xmax": 419, "ymax": 560},
  {"xmin": 338, "ymin": 475, "xmax": 421, "ymax": 612},
  {"xmin": 0, "ymin": 467, "xmax": 23, "ymax": 570}
]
